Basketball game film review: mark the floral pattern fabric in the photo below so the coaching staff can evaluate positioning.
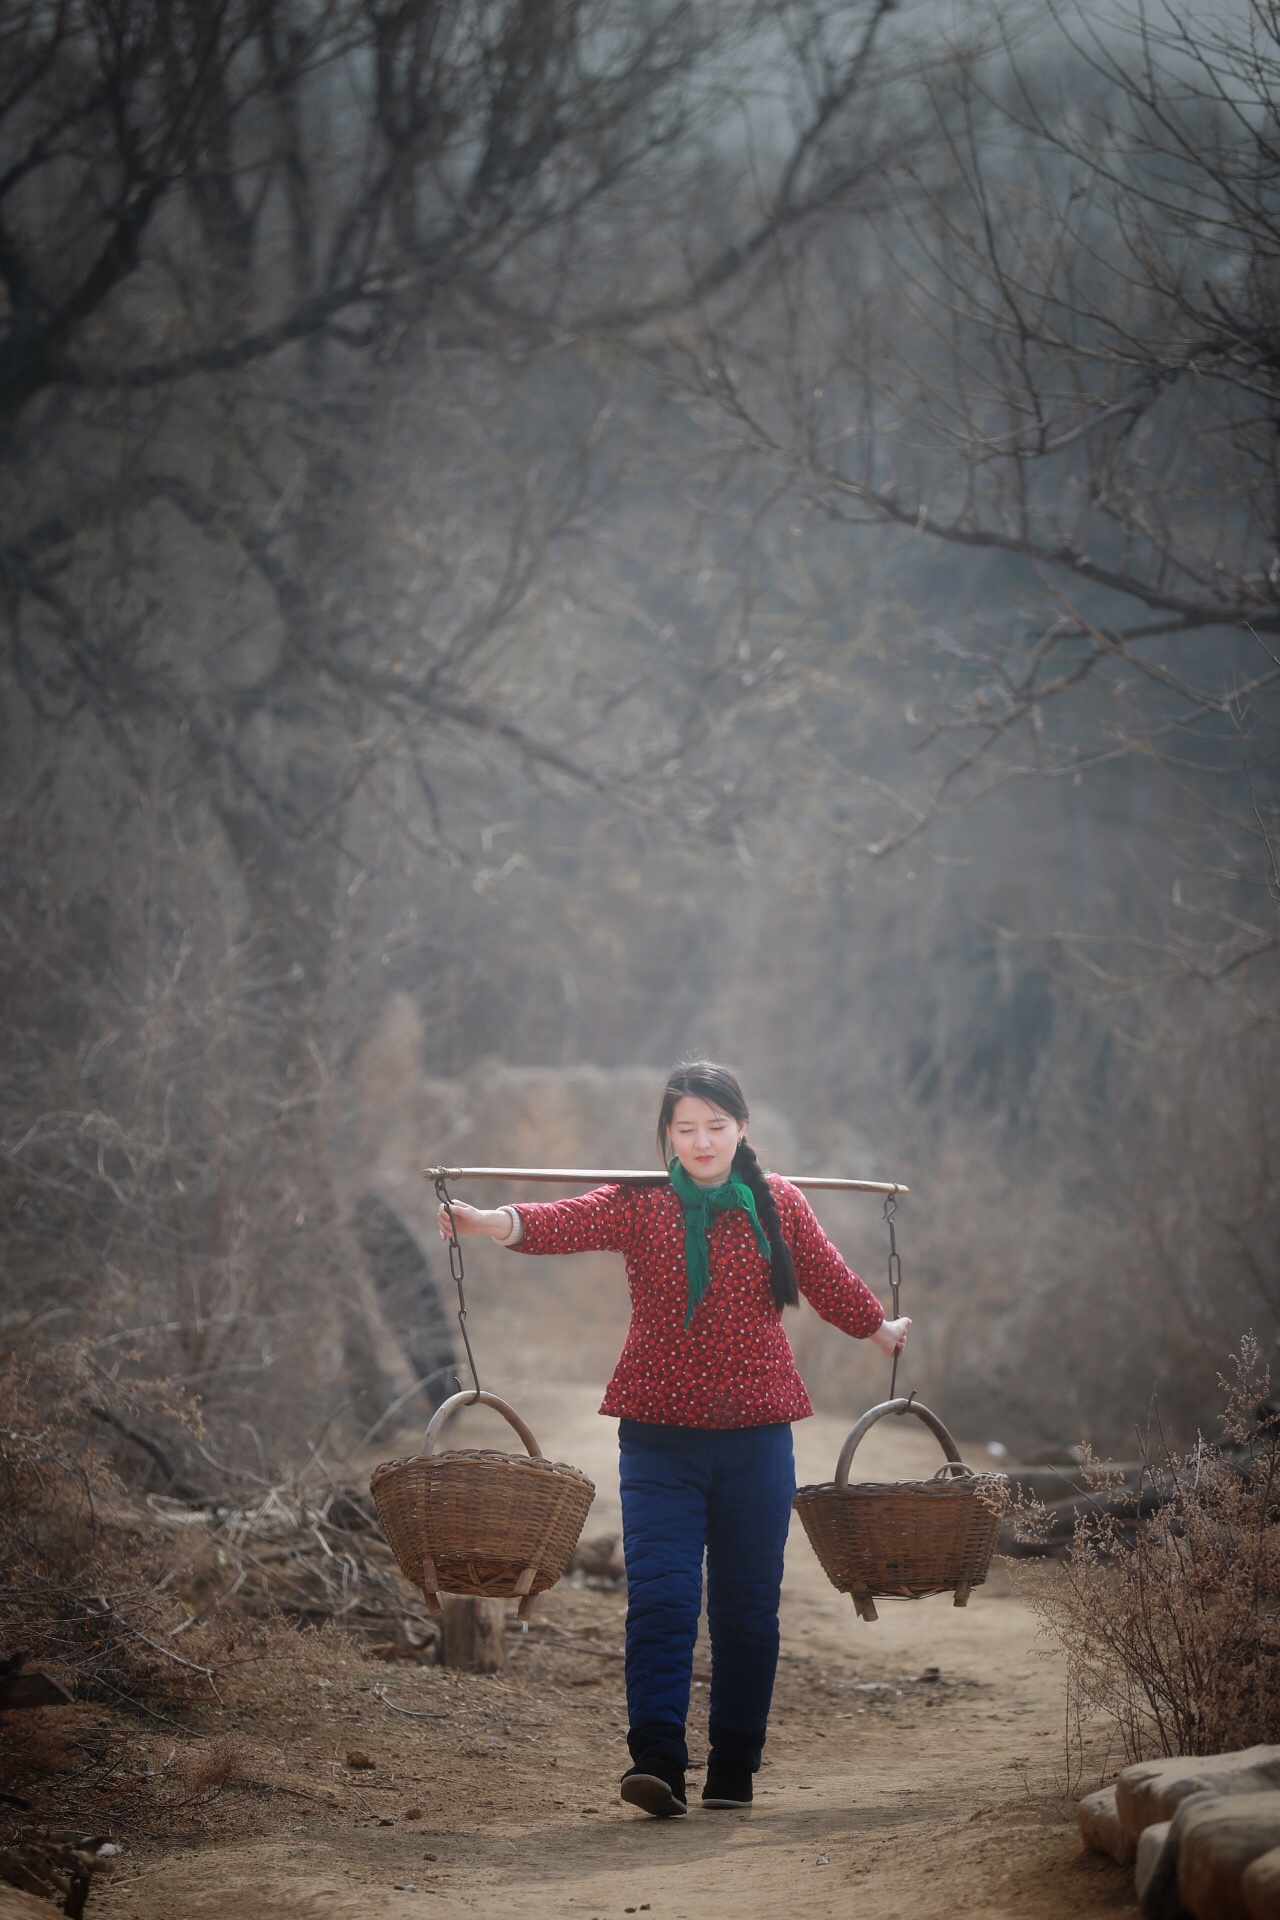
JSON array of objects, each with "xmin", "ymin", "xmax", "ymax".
[{"xmin": 507, "ymin": 1178, "xmax": 884, "ymax": 1427}]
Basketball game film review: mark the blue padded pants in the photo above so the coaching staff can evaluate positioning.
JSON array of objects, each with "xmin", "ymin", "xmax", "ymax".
[{"xmin": 618, "ymin": 1418, "xmax": 795, "ymax": 1774}]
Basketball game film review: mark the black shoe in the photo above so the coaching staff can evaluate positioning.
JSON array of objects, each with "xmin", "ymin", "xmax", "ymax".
[
  {"xmin": 702, "ymin": 1764, "xmax": 753, "ymax": 1809},
  {"xmin": 620, "ymin": 1755, "xmax": 688, "ymax": 1818}
]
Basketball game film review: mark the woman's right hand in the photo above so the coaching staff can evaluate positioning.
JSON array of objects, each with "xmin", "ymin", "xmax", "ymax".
[
  {"xmin": 437, "ymin": 1200, "xmax": 515, "ymax": 1241},
  {"xmin": 870, "ymin": 1314, "xmax": 912, "ymax": 1358}
]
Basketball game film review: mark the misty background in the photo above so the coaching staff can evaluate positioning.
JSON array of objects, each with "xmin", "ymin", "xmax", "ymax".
[{"xmin": 3, "ymin": 0, "xmax": 1277, "ymax": 1473}]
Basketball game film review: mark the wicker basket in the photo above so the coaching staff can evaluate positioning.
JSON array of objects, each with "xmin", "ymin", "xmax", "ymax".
[
  {"xmin": 793, "ymin": 1397, "xmax": 1008, "ymax": 1622},
  {"xmin": 370, "ymin": 1390, "xmax": 595, "ymax": 1620}
]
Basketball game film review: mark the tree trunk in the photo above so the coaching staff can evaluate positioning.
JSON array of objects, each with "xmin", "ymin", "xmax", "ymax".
[{"xmin": 441, "ymin": 1597, "xmax": 507, "ymax": 1673}]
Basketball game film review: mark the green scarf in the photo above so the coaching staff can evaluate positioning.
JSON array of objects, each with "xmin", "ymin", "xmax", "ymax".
[{"xmin": 668, "ymin": 1157, "xmax": 772, "ymax": 1327}]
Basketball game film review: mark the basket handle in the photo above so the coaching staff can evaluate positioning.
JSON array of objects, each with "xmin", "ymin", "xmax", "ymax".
[
  {"xmin": 421, "ymin": 1390, "xmax": 544, "ymax": 1460},
  {"xmin": 833, "ymin": 1397, "xmax": 973, "ymax": 1488}
]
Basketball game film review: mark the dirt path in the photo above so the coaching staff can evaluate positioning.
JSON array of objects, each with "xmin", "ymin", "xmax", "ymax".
[{"xmin": 95, "ymin": 1390, "xmax": 1137, "ymax": 1920}]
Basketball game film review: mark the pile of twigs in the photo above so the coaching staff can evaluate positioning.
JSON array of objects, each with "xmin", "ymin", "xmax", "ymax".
[
  {"xmin": 2, "ymin": 1347, "xmax": 439, "ymax": 1727},
  {"xmin": 145, "ymin": 1466, "xmax": 437, "ymax": 1659}
]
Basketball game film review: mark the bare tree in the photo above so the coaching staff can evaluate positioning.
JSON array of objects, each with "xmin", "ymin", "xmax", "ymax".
[
  {"xmin": 667, "ymin": 0, "xmax": 1280, "ymax": 1012},
  {"xmin": 2, "ymin": 0, "xmax": 703, "ymax": 968},
  {"xmin": 1, "ymin": 0, "xmax": 963, "ymax": 1449},
  {"xmin": 0, "ymin": 0, "xmax": 951, "ymax": 969}
]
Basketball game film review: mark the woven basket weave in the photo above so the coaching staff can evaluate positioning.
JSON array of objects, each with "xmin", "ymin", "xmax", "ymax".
[
  {"xmin": 793, "ymin": 1397, "xmax": 1008, "ymax": 1622},
  {"xmin": 370, "ymin": 1390, "xmax": 595, "ymax": 1620}
]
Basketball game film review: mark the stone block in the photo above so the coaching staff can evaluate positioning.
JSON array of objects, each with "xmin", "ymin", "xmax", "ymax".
[
  {"xmin": 1177, "ymin": 1790, "xmax": 1280, "ymax": 1920},
  {"xmin": 0, "ymin": 1889, "xmax": 67, "ymax": 1920},
  {"xmin": 1079, "ymin": 1784, "xmax": 1137, "ymax": 1865},
  {"xmin": 1117, "ymin": 1747, "xmax": 1280, "ymax": 1841},
  {"xmin": 1242, "ymin": 1845, "xmax": 1280, "ymax": 1920},
  {"xmin": 1136, "ymin": 1792, "xmax": 1232, "ymax": 1920},
  {"xmin": 1135, "ymin": 1821, "xmax": 1173, "ymax": 1903}
]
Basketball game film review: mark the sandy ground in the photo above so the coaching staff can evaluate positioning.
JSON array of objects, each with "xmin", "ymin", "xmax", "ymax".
[{"xmin": 93, "ymin": 1387, "xmax": 1138, "ymax": 1920}]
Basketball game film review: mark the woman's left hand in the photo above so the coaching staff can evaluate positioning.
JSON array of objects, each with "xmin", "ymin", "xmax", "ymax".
[{"xmin": 870, "ymin": 1315, "xmax": 911, "ymax": 1357}]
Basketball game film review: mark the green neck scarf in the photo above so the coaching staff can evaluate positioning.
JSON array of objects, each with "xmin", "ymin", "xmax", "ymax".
[{"xmin": 668, "ymin": 1157, "xmax": 771, "ymax": 1327}]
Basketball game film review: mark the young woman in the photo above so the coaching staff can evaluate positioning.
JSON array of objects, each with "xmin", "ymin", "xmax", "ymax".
[{"xmin": 437, "ymin": 1060, "xmax": 911, "ymax": 1819}]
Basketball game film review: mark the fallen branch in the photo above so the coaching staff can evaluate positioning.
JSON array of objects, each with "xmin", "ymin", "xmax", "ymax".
[
  {"xmin": 87, "ymin": 1406, "xmax": 210, "ymax": 1505},
  {"xmin": 519, "ymin": 1625, "xmax": 624, "ymax": 1660},
  {"xmin": 94, "ymin": 1676, "xmax": 207, "ymax": 1737},
  {"xmin": 374, "ymin": 1687, "xmax": 446, "ymax": 1720},
  {"xmin": 242, "ymin": 1777, "xmax": 339, "ymax": 1804},
  {"xmin": 170, "ymin": 1567, "xmax": 247, "ymax": 1637},
  {"xmin": 524, "ymin": 1635, "xmax": 623, "ymax": 1661}
]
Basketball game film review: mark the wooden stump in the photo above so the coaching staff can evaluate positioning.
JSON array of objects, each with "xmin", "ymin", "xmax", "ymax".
[{"xmin": 440, "ymin": 1597, "xmax": 507, "ymax": 1673}]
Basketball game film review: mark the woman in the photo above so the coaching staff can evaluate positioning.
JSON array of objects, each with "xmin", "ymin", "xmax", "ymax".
[{"xmin": 437, "ymin": 1060, "xmax": 910, "ymax": 1819}]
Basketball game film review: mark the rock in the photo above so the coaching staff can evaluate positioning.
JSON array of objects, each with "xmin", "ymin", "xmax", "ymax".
[
  {"xmin": 0, "ymin": 1888, "xmax": 64, "ymax": 1919},
  {"xmin": 1135, "ymin": 1821, "xmax": 1172, "ymax": 1902},
  {"xmin": 1117, "ymin": 1747, "xmax": 1280, "ymax": 1841},
  {"xmin": 1137, "ymin": 1793, "xmax": 1226, "ymax": 1920},
  {"xmin": 1177, "ymin": 1792, "xmax": 1280, "ymax": 1920},
  {"xmin": 1078, "ymin": 1784, "xmax": 1137, "ymax": 1865},
  {"xmin": 1242, "ymin": 1845, "xmax": 1280, "ymax": 1920},
  {"xmin": 570, "ymin": 1534, "xmax": 627, "ymax": 1583}
]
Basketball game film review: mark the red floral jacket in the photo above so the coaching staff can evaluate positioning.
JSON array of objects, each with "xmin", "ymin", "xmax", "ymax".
[{"xmin": 507, "ymin": 1178, "xmax": 884, "ymax": 1428}]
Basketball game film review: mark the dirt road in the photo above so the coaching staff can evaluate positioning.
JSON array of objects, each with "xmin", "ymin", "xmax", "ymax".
[{"xmin": 95, "ymin": 1389, "xmax": 1136, "ymax": 1920}]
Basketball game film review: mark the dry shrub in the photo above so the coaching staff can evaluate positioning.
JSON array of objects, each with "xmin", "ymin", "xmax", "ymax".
[
  {"xmin": 0, "ymin": 1344, "xmax": 414, "ymax": 1859},
  {"xmin": 1027, "ymin": 1339, "xmax": 1280, "ymax": 1761},
  {"xmin": 0, "ymin": 1346, "xmax": 234, "ymax": 1717},
  {"xmin": 170, "ymin": 1734, "xmax": 251, "ymax": 1798},
  {"xmin": 0, "ymin": 1708, "xmax": 91, "ymax": 1786}
]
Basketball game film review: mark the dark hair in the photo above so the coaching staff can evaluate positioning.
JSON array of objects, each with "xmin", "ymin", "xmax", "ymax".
[{"xmin": 656, "ymin": 1060, "xmax": 799, "ymax": 1312}]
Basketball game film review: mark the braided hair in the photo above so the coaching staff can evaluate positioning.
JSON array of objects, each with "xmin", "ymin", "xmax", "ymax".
[{"xmin": 656, "ymin": 1060, "xmax": 800, "ymax": 1312}]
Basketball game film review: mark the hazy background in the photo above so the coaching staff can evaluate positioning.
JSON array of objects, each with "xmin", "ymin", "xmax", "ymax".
[{"xmin": 3, "ymin": 0, "xmax": 1277, "ymax": 1472}]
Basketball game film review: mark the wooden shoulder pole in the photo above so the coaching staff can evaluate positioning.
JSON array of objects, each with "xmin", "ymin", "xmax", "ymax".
[{"xmin": 423, "ymin": 1165, "xmax": 908, "ymax": 1194}]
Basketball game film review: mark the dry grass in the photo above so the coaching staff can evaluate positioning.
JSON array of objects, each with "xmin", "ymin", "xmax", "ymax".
[
  {"xmin": 1024, "ymin": 1338, "xmax": 1280, "ymax": 1762},
  {"xmin": 0, "ymin": 1344, "xmax": 434, "ymax": 1699},
  {"xmin": 0, "ymin": 1341, "xmax": 443, "ymax": 1866},
  {"xmin": 0, "ymin": 1347, "xmax": 232, "ymax": 1716},
  {"xmin": 170, "ymin": 1734, "xmax": 253, "ymax": 1797}
]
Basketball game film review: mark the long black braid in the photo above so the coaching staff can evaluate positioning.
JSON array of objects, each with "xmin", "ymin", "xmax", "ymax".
[
  {"xmin": 656, "ymin": 1059, "xmax": 800, "ymax": 1313},
  {"xmin": 732, "ymin": 1138, "xmax": 800, "ymax": 1311}
]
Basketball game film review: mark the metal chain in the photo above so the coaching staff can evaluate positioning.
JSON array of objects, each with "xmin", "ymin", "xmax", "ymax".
[
  {"xmin": 434, "ymin": 1174, "xmax": 482, "ymax": 1401},
  {"xmin": 884, "ymin": 1190, "xmax": 904, "ymax": 1401}
]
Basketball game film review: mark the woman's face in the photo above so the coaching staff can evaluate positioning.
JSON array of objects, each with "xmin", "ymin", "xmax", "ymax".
[{"xmin": 666, "ymin": 1094, "xmax": 746, "ymax": 1187}]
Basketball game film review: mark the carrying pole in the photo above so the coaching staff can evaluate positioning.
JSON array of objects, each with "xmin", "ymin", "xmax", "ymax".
[{"xmin": 423, "ymin": 1165, "xmax": 907, "ymax": 1194}]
